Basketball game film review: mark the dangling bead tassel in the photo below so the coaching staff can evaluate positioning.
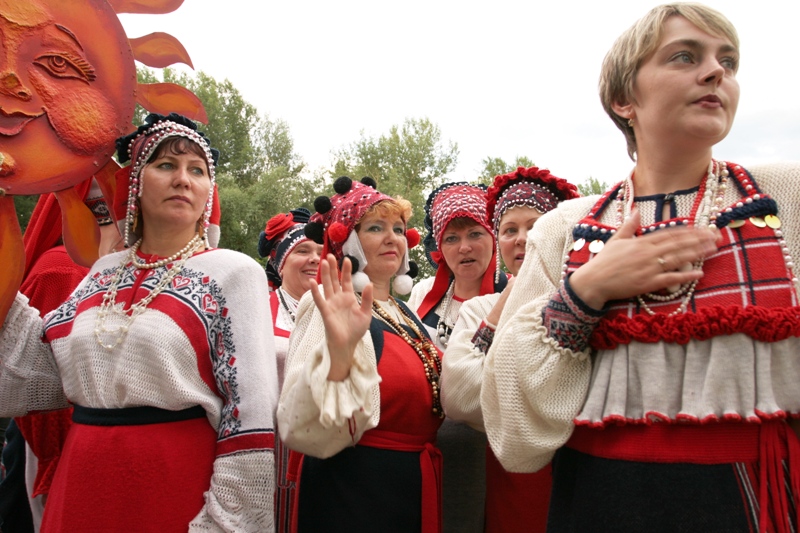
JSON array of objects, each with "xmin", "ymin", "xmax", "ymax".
[{"xmin": 494, "ymin": 240, "xmax": 502, "ymax": 284}]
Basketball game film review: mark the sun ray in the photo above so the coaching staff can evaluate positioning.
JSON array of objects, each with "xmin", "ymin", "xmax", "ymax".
[
  {"xmin": 129, "ymin": 32, "xmax": 193, "ymax": 69},
  {"xmin": 107, "ymin": 0, "xmax": 184, "ymax": 15}
]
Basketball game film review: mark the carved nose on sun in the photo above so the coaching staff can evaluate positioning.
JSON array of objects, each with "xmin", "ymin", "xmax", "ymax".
[{"xmin": 0, "ymin": 71, "xmax": 32, "ymax": 101}]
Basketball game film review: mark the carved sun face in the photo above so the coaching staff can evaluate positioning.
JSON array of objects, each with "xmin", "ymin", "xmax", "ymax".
[{"xmin": 0, "ymin": 0, "xmax": 136, "ymax": 195}]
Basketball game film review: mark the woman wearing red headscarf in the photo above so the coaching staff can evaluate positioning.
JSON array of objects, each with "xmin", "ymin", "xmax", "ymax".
[
  {"xmin": 407, "ymin": 182, "xmax": 506, "ymax": 533},
  {"xmin": 441, "ymin": 167, "xmax": 579, "ymax": 532}
]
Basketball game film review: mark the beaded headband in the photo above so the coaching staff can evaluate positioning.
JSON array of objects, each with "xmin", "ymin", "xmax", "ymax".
[
  {"xmin": 115, "ymin": 113, "xmax": 219, "ymax": 248},
  {"xmin": 422, "ymin": 182, "xmax": 492, "ymax": 269},
  {"xmin": 486, "ymin": 166, "xmax": 580, "ymax": 281}
]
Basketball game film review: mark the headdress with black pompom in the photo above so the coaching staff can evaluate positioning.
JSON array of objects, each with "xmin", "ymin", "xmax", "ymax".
[
  {"xmin": 305, "ymin": 176, "xmax": 420, "ymax": 295},
  {"xmin": 259, "ymin": 207, "xmax": 312, "ymax": 289}
]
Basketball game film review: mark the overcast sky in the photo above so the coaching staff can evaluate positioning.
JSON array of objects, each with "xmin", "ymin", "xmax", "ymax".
[{"xmin": 119, "ymin": 1, "xmax": 800, "ymax": 188}]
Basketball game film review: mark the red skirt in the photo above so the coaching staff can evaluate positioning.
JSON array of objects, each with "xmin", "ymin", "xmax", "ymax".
[{"xmin": 41, "ymin": 406, "xmax": 216, "ymax": 533}]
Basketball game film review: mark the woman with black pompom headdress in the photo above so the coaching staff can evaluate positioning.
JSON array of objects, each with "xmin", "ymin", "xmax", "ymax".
[
  {"xmin": 258, "ymin": 206, "xmax": 322, "ymax": 533},
  {"xmin": 278, "ymin": 176, "xmax": 445, "ymax": 532}
]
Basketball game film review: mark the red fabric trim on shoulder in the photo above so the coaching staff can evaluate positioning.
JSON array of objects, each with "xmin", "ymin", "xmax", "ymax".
[{"xmin": 591, "ymin": 305, "xmax": 800, "ymax": 349}]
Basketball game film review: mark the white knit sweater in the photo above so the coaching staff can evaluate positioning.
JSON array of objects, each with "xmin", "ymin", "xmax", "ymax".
[
  {"xmin": 0, "ymin": 248, "xmax": 279, "ymax": 532},
  {"xmin": 441, "ymin": 293, "xmax": 499, "ymax": 432},
  {"xmin": 482, "ymin": 162, "xmax": 800, "ymax": 474}
]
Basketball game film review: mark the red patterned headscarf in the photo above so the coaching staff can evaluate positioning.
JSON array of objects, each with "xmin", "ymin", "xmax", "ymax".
[
  {"xmin": 486, "ymin": 166, "xmax": 580, "ymax": 281},
  {"xmin": 417, "ymin": 182, "xmax": 497, "ymax": 320}
]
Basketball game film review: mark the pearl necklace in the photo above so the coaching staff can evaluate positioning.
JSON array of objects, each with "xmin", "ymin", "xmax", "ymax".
[
  {"xmin": 372, "ymin": 298, "xmax": 444, "ymax": 418},
  {"xmin": 616, "ymin": 160, "xmax": 728, "ymax": 316},
  {"xmin": 95, "ymin": 235, "xmax": 203, "ymax": 350},
  {"xmin": 436, "ymin": 280, "xmax": 456, "ymax": 348},
  {"xmin": 130, "ymin": 234, "xmax": 202, "ymax": 270}
]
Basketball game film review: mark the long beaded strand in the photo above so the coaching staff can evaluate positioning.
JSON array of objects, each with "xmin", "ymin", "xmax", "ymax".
[
  {"xmin": 95, "ymin": 235, "xmax": 203, "ymax": 349},
  {"xmin": 372, "ymin": 298, "xmax": 444, "ymax": 418},
  {"xmin": 629, "ymin": 160, "xmax": 729, "ymax": 316}
]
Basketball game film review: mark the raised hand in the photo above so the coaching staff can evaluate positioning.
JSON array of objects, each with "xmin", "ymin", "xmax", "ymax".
[
  {"xmin": 309, "ymin": 254, "xmax": 374, "ymax": 381},
  {"xmin": 569, "ymin": 209, "xmax": 719, "ymax": 310}
]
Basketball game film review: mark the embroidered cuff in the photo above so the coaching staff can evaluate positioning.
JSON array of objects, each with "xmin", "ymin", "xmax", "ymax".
[
  {"xmin": 470, "ymin": 320, "xmax": 495, "ymax": 355},
  {"xmin": 541, "ymin": 275, "xmax": 607, "ymax": 352}
]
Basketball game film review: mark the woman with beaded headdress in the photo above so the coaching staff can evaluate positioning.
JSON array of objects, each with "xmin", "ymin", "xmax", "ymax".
[
  {"xmin": 258, "ymin": 206, "xmax": 321, "ymax": 533},
  {"xmin": 0, "ymin": 113, "xmax": 278, "ymax": 532},
  {"xmin": 483, "ymin": 4, "xmax": 800, "ymax": 532},
  {"xmin": 278, "ymin": 176, "xmax": 445, "ymax": 532},
  {"xmin": 407, "ymin": 182, "xmax": 506, "ymax": 533},
  {"xmin": 441, "ymin": 167, "xmax": 579, "ymax": 533}
]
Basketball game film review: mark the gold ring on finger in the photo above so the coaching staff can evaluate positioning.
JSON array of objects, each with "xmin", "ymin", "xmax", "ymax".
[{"xmin": 657, "ymin": 256, "xmax": 668, "ymax": 272}]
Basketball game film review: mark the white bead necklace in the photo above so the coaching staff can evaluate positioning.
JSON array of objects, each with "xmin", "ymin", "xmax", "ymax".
[
  {"xmin": 95, "ymin": 234, "xmax": 203, "ymax": 350},
  {"xmin": 436, "ymin": 280, "xmax": 456, "ymax": 348},
  {"xmin": 618, "ymin": 160, "xmax": 728, "ymax": 316},
  {"xmin": 130, "ymin": 234, "xmax": 202, "ymax": 270}
]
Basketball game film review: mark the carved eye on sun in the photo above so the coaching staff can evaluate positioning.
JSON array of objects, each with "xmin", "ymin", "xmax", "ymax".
[{"xmin": 0, "ymin": 0, "xmax": 208, "ymax": 324}]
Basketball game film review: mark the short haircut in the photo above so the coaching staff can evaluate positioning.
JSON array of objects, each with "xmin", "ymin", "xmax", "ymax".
[{"xmin": 599, "ymin": 3, "xmax": 739, "ymax": 160}]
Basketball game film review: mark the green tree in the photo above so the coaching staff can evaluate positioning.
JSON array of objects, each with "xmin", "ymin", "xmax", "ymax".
[
  {"xmin": 475, "ymin": 155, "xmax": 536, "ymax": 185},
  {"xmin": 578, "ymin": 177, "xmax": 609, "ymax": 196},
  {"xmin": 334, "ymin": 117, "xmax": 459, "ymax": 226},
  {"xmin": 135, "ymin": 67, "xmax": 319, "ymax": 258},
  {"xmin": 13, "ymin": 194, "xmax": 38, "ymax": 233},
  {"xmin": 333, "ymin": 117, "xmax": 459, "ymax": 284}
]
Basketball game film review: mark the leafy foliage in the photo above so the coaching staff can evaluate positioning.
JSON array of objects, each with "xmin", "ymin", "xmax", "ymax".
[
  {"xmin": 13, "ymin": 195, "xmax": 38, "ymax": 233},
  {"xmin": 136, "ymin": 67, "xmax": 323, "ymax": 258},
  {"xmin": 577, "ymin": 176, "xmax": 610, "ymax": 196},
  {"xmin": 474, "ymin": 155, "xmax": 536, "ymax": 186}
]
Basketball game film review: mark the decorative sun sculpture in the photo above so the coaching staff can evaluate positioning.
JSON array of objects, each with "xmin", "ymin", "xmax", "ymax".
[{"xmin": 0, "ymin": 0, "xmax": 207, "ymax": 322}]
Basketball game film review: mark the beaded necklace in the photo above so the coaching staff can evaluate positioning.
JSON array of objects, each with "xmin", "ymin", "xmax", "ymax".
[
  {"xmin": 372, "ymin": 298, "xmax": 444, "ymax": 418},
  {"xmin": 276, "ymin": 287, "xmax": 298, "ymax": 323},
  {"xmin": 435, "ymin": 280, "xmax": 456, "ymax": 347},
  {"xmin": 95, "ymin": 234, "xmax": 203, "ymax": 349},
  {"xmin": 617, "ymin": 160, "xmax": 728, "ymax": 316}
]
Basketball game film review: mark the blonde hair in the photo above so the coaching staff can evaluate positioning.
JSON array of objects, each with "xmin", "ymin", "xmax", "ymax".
[
  {"xmin": 599, "ymin": 3, "xmax": 739, "ymax": 160},
  {"xmin": 359, "ymin": 198, "xmax": 413, "ymax": 227}
]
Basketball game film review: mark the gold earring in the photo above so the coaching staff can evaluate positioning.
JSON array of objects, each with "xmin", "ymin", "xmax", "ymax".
[{"xmin": 627, "ymin": 118, "xmax": 635, "ymax": 127}]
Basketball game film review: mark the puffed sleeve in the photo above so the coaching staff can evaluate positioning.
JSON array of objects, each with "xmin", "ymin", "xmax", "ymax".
[
  {"xmin": 189, "ymin": 253, "xmax": 279, "ymax": 533},
  {"xmin": 0, "ymin": 293, "xmax": 69, "ymax": 416},
  {"xmin": 481, "ymin": 198, "xmax": 596, "ymax": 473},
  {"xmin": 277, "ymin": 292, "xmax": 382, "ymax": 459},
  {"xmin": 441, "ymin": 295, "xmax": 497, "ymax": 431}
]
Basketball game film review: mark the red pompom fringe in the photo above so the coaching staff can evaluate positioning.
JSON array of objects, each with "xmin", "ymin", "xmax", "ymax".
[{"xmin": 591, "ymin": 305, "xmax": 800, "ymax": 350}]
